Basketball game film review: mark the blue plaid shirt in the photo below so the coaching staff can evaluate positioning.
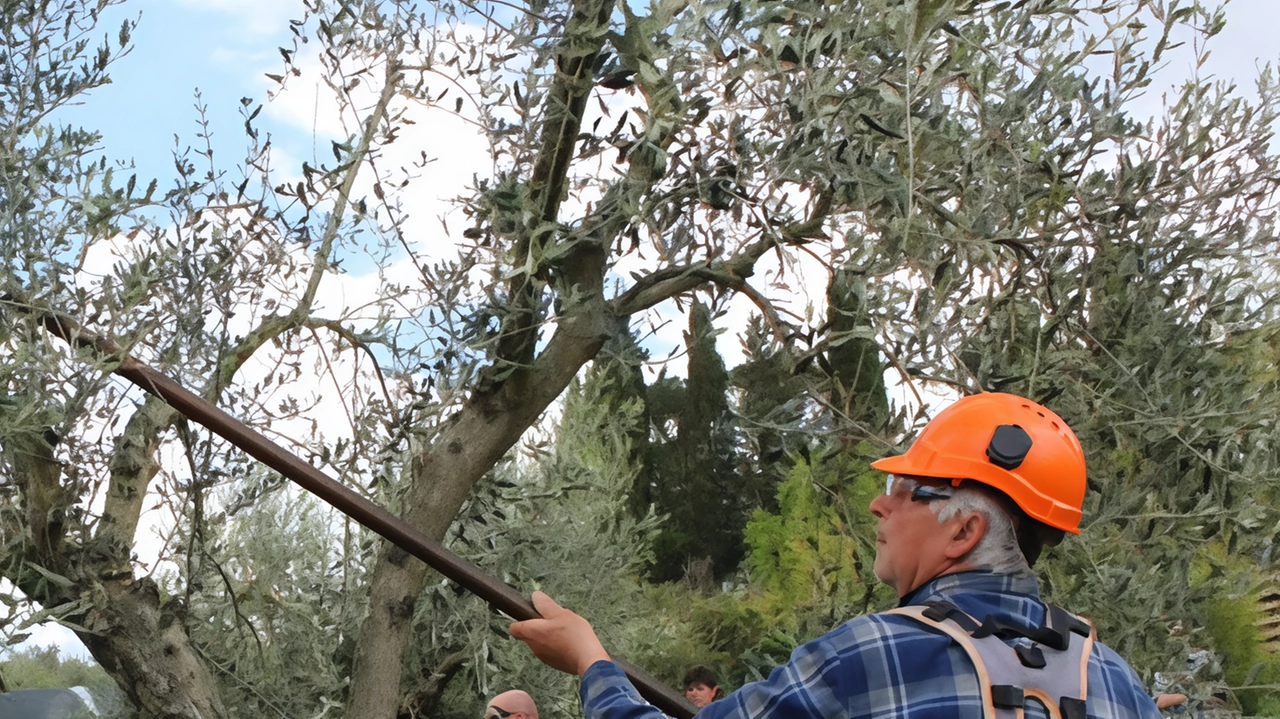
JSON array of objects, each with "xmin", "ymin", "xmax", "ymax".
[{"xmin": 581, "ymin": 571, "xmax": 1161, "ymax": 719}]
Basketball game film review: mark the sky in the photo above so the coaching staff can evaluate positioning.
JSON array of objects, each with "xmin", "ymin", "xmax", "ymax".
[
  {"xmin": 11, "ymin": 0, "xmax": 1280, "ymax": 661},
  {"xmin": 66, "ymin": 0, "xmax": 310, "ymax": 180}
]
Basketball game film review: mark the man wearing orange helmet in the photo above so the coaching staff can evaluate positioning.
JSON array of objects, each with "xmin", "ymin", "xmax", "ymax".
[{"xmin": 510, "ymin": 393, "xmax": 1162, "ymax": 719}]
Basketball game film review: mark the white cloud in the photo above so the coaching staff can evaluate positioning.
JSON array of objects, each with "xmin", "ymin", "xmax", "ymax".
[{"xmin": 257, "ymin": 31, "xmax": 492, "ymax": 267}]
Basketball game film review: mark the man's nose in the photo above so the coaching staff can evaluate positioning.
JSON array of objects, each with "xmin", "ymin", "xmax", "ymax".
[{"xmin": 869, "ymin": 492, "xmax": 889, "ymax": 518}]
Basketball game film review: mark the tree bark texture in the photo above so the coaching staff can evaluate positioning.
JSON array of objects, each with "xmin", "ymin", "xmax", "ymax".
[{"xmin": 78, "ymin": 578, "xmax": 228, "ymax": 719}]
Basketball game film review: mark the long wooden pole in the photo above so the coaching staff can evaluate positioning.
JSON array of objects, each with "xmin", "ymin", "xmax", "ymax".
[{"xmin": 41, "ymin": 313, "xmax": 695, "ymax": 719}]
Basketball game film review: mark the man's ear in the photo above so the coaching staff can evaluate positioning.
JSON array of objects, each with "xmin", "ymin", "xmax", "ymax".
[{"xmin": 944, "ymin": 510, "xmax": 986, "ymax": 559}]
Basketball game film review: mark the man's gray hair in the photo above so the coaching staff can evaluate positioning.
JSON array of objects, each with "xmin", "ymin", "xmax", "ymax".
[{"xmin": 931, "ymin": 485, "xmax": 1032, "ymax": 576}]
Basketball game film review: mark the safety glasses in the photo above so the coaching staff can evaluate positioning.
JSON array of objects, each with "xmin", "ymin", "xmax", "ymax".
[
  {"xmin": 484, "ymin": 707, "xmax": 516, "ymax": 719},
  {"xmin": 884, "ymin": 474, "xmax": 954, "ymax": 502}
]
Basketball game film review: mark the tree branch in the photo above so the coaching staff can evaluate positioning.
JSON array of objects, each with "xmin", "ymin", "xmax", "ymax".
[
  {"xmin": 214, "ymin": 56, "xmax": 399, "ymax": 392},
  {"xmin": 610, "ymin": 234, "xmax": 780, "ymax": 316},
  {"xmin": 1, "ymin": 418, "xmax": 66, "ymax": 561},
  {"xmin": 398, "ymin": 649, "xmax": 469, "ymax": 719},
  {"xmin": 98, "ymin": 396, "xmax": 173, "ymax": 563},
  {"xmin": 495, "ymin": 0, "xmax": 617, "ymax": 366}
]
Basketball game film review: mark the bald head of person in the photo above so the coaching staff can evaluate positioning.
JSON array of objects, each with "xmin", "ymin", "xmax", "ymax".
[{"xmin": 485, "ymin": 689, "xmax": 538, "ymax": 719}]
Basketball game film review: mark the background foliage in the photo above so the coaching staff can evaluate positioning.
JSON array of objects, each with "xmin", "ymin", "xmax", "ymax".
[{"xmin": 0, "ymin": 646, "xmax": 129, "ymax": 717}]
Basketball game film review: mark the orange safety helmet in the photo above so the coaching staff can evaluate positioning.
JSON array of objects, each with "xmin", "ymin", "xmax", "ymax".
[{"xmin": 870, "ymin": 392, "xmax": 1086, "ymax": 533}]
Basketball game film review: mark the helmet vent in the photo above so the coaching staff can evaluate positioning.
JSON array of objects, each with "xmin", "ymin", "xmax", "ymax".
[{"xmin": 987, "ymin": 425, "xmax": 1033, "ymax": 470}]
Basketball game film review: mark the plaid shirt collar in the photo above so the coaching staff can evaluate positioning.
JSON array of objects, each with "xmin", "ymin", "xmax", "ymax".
[{"xmin": 901, "ymin": 569, "xmax": 1047, "ymax": 632}]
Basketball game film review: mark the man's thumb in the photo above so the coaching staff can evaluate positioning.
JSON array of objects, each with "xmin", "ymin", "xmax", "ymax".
[{"xmin": 530, "ymin": 590, "xmax": 564, "ymax": 617}]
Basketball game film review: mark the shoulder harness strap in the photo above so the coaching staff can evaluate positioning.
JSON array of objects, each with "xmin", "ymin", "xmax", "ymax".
[{"xmin": 886, "ymin": 601, "xmax": 1096, "ymax": 719}]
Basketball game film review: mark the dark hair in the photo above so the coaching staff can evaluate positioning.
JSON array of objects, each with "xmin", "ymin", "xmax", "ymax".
[{"xmin": 682, "ymin": 665, "xmax": 720, "ymax": 691}]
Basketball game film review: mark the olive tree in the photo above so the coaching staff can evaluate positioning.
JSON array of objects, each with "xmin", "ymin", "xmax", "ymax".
[{"xmin": 4, "ymin": 0, "xmax": 1279, "ymax": 717}]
